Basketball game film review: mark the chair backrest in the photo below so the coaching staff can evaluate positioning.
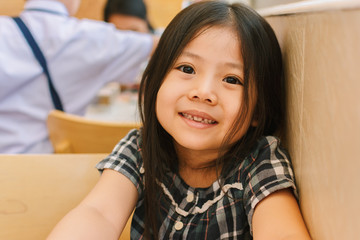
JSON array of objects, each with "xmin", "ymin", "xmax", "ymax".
[
  {"xmin": 47, "ymin": 110, "xmax": 140, "ymax": 153},
  {"xmin": 0, "ymin": 154, "xmax": 131, "ymax": 240}
]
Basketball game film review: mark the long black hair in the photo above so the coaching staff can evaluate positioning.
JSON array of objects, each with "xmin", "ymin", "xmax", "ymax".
[{"xmin": 138, "ymin": 1, "xmax": 284, "ymax": 238}]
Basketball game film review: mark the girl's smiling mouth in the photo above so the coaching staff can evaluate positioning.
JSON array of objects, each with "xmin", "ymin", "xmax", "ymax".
[{"xmin": 179, "ymin": 112, "xmax": 218, "ymax": 125}]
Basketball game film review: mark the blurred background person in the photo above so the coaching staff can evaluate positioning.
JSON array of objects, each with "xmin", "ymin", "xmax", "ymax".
[
  {"xmin": 0, "ymin": 0, "xmax": 158, "ymax": 154},
  {"xmin": 102, "ymin": 0, "xmax": 156, "ymax": 92},
  {"xmin": 103, "ymin": 0, "xmax": 153, "ymax": 33}
]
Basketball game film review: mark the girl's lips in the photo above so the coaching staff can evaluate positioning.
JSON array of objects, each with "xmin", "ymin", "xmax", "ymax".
[{"xmin": 179, "ymin": 110, "xmax": 218, "ymax": 125}]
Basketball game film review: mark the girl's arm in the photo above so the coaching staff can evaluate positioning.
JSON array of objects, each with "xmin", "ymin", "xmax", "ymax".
[
  {"xmin": 252, "ymin": 188, "xmax": 311, "ymax": 240},
  {"xmin": 47, "ymin": 169, "xmax": 137, "ymax": 240}
]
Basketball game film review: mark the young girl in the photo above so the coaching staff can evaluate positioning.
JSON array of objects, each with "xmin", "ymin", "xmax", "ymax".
[{"xmin": 48, "ymin": 1, "xmax": 311, "ymax": 239}]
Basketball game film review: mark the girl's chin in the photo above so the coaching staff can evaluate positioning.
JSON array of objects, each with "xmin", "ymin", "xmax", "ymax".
[{"xmin": 174, "ymin": 139, "xmax": 220, "ymax": 153}]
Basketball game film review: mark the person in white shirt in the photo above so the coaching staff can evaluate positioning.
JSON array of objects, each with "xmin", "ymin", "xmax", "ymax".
[{"xmin": 0, "ymin": 0, "xmax": 158, "ymax": 154}]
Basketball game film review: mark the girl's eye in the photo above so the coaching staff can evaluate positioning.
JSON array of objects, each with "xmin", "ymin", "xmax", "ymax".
[
  {"xmin": 177, "ymin": 65, "xmax": 195, "ymax": 74},
  {"xmin": 223, "ymin": 76, "xmax": 243, "ymax": 85}
]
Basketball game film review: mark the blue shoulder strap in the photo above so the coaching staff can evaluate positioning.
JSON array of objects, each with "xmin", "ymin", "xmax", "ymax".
[{"xmin": 12, "ymin": 17, "xmax": 64, "ymax": 111}]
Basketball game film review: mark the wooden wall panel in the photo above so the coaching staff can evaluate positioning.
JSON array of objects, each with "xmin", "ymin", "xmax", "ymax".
[{"xmin": 267, "ymin": 8, "xmax": 360, "ymax": 240}]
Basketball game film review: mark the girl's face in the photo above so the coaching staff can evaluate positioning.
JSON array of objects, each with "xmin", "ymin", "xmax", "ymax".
[{"xmin": 156, "ymin": 26, "xmax": 255, "ymax": 161}]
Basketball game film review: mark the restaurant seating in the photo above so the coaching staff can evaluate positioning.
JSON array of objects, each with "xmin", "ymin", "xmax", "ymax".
[
  {"xmin": 47, "ymin": 110, "xmax": 140, "ymax": 153},
  {"xmin": 0, "ymin": 154, "xmax": 132, "ymax": 240}
]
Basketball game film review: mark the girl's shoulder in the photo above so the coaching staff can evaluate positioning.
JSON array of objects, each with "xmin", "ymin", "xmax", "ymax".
[
  {"xmin": 251, "ymin": 135, "xmax": 288, "ymax": 161},
  {"xmin": 237, "ymin": 135, "xmax": 297, "ymax": 199},
  {"xmin": 111, "ymin": 128, "xmax": 142, "ymax": 154},
  {"xmin": 100, "ymin": 128, "xmax": 142, "ymax": 165},
  {"xmin": 95, "ymin": 129, "xmax": 145, "ymax": 195},
  {"xmin": 231, "ymin": 136, "xmax": 297, "ymax": 234},
  {"xmin": 241, "ymin": 135, "xmax": 290, "ymax": 170},
  {"xmin": 226, "ymin": 135, "xmax": 293, "ymax": 188},
  {"xmin": 96, "ymin": 128, "xmax": 142, "ymax": 170}
]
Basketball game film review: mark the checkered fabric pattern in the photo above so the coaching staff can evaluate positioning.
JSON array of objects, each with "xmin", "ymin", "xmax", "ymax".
[{"xmin": 96, "ymin": 129, "xmax": 297, "ymax": 239}]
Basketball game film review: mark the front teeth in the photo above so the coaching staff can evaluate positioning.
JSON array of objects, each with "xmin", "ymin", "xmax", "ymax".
[{"xmin": 182, "ymin": 113, "xmax": 216, "ymax": 124}]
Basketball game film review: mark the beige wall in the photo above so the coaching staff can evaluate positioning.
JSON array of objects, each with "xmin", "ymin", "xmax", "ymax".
[
  {"xmin": 0, "ymin": 0, "xmax": 182, "ymax": 28},
  {"xmin": 0, "ymin": 0, "xmax": 23, "ymax": 16},
  {"xmin": 253, "ymin": 0, "xmax": 304, "ymax": 9},
  {"xmin": 144, "ymin": 0, "xmax": 183, "ymax": 28},
  {"xmin": 266, "ymin": 8, "xmax": 360, "ymax": 240}
]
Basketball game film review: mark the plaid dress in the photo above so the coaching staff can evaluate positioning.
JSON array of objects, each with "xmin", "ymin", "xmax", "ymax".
[{"xmin": 96, "ymin": 129, "xmax": 297, "ymax": 239}]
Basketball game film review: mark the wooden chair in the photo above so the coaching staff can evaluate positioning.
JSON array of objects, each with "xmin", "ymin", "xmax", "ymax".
[
  {"xmin": 0, "ymin": 154, "xmax": 132, "ymax": 240},
  {"xmin": 47, "ymin": 110, "xmax": 140, "ymax": 153}
]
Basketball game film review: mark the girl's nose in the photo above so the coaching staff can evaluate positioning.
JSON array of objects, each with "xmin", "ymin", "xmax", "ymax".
[{"xmin": 188, "ymin": 80, "xmax": 218, "ymax": 105}]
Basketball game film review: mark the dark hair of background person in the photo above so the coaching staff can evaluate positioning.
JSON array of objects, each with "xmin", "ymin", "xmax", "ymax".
[
  {"xmin": 103, "ymin": 0, "xmax": 154, "ymax": 32},
  {"xmin": 138, "ymin": 1, "xmax": 284, "ymax": 238}
]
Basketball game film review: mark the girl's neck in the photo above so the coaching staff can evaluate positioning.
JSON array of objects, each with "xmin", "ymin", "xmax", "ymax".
[
  {"xmin": 177, "ymin": 150, "xmax": 221, "ymax": 188},
  {"xmin": 179, "ymin": 164, "xmax": 220, "ymax": 188}
]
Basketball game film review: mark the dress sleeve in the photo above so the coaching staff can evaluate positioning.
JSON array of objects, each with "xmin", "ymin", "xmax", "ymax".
[
  {"xmin": 241, "ymin": 136, "xmax": 298, "ymax": 233},
  {"xmin": 96, "ymin": 129, "xmax": 144, "ymax": 197}
]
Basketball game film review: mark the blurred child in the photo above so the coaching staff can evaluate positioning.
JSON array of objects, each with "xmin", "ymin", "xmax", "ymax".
[{"xmin": 103, "ymin": 0, "xmax": 153, "ymax": 33}]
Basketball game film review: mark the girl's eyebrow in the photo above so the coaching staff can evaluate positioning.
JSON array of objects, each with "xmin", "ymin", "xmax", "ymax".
[
  {"xmin": 180, "ymin": 51, "xmax": 243, "ymax": 69},
  {"xmin": 181, "ymin": 51, "xmax": 202, "ymax": 61}
]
